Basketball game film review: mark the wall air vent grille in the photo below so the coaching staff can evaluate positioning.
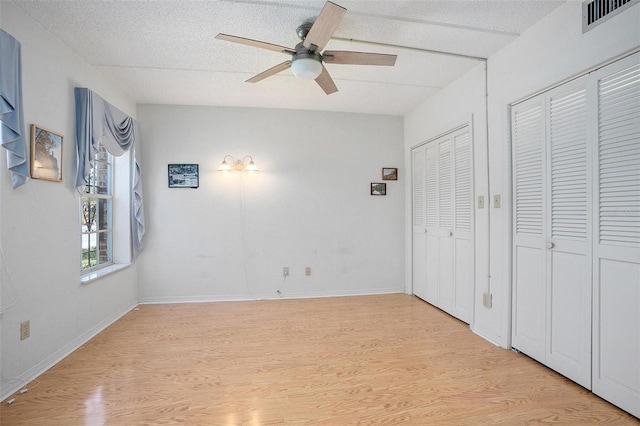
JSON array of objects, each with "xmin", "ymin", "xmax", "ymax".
[{"xmin": 582, "ymin": 0, "xmax": 639, "ymax": 33}]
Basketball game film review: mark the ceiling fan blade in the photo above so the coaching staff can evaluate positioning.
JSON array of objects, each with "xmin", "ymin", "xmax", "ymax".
[
  {"xmin": 303, "ymin": 1, "xmax": 346, "ymax": 52},
  {"xmin": 323, "ymin": 50, "xmax": 397, "ymax": 66},
  {"xmin": 246, "ymin": 61, "xmax": 292, "ymax": 83},
  {"xmin": 315, "ymin": 65, "xmax": 338, "ymax": 95},
  {"xmin": 216, "ymin": 33, "xmax": 294, "ymax": 54}
]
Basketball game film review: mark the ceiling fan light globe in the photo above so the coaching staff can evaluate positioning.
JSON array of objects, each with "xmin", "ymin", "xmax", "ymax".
[{"xmin": 291, "ymin": 57, "xmax": 322, "ymax": 80}]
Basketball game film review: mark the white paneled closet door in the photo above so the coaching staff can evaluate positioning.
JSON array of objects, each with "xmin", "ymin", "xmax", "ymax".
[
  {"xmin": 591, "ymin": 54, "xmax": 640, "ymax": 419},
  {"xmin": 411, "ymin": 126, "xmax": 473, "ymax": 324}
]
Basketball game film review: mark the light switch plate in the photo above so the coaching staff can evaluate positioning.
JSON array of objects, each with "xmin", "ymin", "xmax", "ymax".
[
  {"xmin": 20, "ymin": 320, "xmax": 30, "ymax": 340},
  {"xmin": 493, "ymin": 194, "xmax": 501, "ymax": 208},
  {"xmin": 478, "ymin": 196, "xmax": 485, "ymax": 209}
]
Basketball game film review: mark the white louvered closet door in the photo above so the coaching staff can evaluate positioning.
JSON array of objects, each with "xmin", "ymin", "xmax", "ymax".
[
  {"xmin": 512, "ymin": 96, "xmax": 547, "ymax": 363},
  {"xmin": 512, "ymin": 52, "xmax": 640, "ymax": 417},
  {"xmin": 545, "ymin": 79, "xmax": 591, "ymax": 389},
  {"xmin": 452, "ymin": 131, "xmax": 473, "ymax": 322},
  {"xmin": 411, "ymin": 126, "xmax": 473, "ymax": 324},
  {"xmin": 424, "ymin": 143, "xmax": 439, "ymax": 304},
  {"xmin": 512, "ymin": 77, "xmax": 591, "ymax": 386},
  {"xmin": 412, "ymin": 147, "xmax": 427, "ymax": 300},
  {"xmin": 591, "ymin": 54, "xmax": 640, "ymax": 419},
  {"xmin": 437, "ymin": 137, "xmax": 455, "ymax": 313}
]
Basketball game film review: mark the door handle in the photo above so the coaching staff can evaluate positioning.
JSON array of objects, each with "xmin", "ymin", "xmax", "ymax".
[
  {"xmin": 547, "ymin": 242, "xmax": 555, "ymax": 249},
  {"xmin": 447, "ymin": 231, "xmax": 453, "ymax": 237}
]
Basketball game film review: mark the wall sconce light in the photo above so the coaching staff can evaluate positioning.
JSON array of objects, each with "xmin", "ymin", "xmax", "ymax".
[{"xmin": 218, "ymin": 155, "xmax": 259, "ymax": 172}]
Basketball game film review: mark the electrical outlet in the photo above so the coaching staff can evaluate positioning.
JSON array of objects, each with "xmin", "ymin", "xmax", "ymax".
[
  {"xmin": 483, "ymin": 292, "xmax": 492, "ymax": 308},
  {"xmin": 20, "ymin": 320, "xmax": 30, "ymax": 341},
  {"xmin": 477, "ymin": 195, "xmax": 485, "ymax": 209},
  {"xmin": 283, "ymin": 267, "xmax": 289, "ymax": 277},
  {"xmin": 305, "ymin": 267, "xmax": 311, "ymax": 276}
]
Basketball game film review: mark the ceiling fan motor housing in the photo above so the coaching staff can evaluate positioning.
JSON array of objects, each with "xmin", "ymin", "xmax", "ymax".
[{"xmin": 296, "ymin": 22, "xmax": 313, "ymax": 40}]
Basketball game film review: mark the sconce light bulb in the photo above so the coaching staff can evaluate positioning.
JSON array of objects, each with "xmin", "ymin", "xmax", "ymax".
[
  {"xmin": 218, "ymin": 160, "xmax": 232, "ymax": 172},
  {"xmin": 245, "ymin": 160, "xmax": 259, "ymax": 173}
]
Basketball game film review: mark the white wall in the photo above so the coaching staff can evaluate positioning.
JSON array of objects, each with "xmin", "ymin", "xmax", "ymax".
[
  {"xmin": 0, "ymin": 3, "xmax": 139, "ymax": 400},
  {"xmin": 137, "ymin": 105, "xmax": 405, "ymax": 302},
  {"xmin": 405, "ymin": 1, "xmax": 640, "ymax": 347}
]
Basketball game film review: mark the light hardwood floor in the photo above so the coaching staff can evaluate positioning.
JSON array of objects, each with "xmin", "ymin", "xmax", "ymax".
[{"xmin": 1, "ymin": 294, "xmax": 637, "ymax": 425}]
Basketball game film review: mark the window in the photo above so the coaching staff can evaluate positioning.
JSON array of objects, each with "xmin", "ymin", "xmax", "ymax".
[{"xmin": 80, "ymin": 142, "xmax": 113, "ymax": 271}]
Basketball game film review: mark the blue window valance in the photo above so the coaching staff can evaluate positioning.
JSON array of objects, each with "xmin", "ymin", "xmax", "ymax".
[
  {"xmin": 0, "ymin": 29, "xmax": 30, "ymax": 189},
  {"xmin": 75, "ymin": 88, "xmax": 145, "ymax": 255}
]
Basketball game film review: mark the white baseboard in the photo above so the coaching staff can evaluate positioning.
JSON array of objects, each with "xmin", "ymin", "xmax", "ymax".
[
  {"xmin": 471, "ymin": 326, "xmax": 503, "ymax": 348},
  {"xmin": 138, "ymin": 287, "xmax": 403, "ymax": 304},
  {"xmin": 0, "ymin": 301, "xmax": 138, "ymax": 401}
]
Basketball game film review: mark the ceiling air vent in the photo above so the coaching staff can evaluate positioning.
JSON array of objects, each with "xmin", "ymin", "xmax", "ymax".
[{"xmin": 583, "ymin": 0, "xmax": 639, "ymax": 32}]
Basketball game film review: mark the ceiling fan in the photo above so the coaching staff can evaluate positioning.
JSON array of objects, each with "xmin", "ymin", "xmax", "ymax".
[{"xmin": 215, "ymin": 1, "xmax": 397, "ymax": 95}]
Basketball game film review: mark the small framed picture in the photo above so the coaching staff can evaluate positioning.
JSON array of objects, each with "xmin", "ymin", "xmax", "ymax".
[
  {"xmin": 30, "ymin": 124, "xmax": 63, "ymax": 182},
  {"xmin": 382, "ymin": 167, "xmax": 398, "ymax": 180},
  {"xmin": 168, "ymin": 164, "xmax": 199, "ymax": 188},
  {"xmin": 371, "ymin": 182, "xmax": 386, "ymax": 196}
]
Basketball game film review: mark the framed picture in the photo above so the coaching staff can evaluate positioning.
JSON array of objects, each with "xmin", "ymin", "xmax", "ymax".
[
  {"xmin": 168, "ymin": 164, "xmax": 199, "ymax": 188},
  {"xmin": 371, "ymin": 182, "xmax": 386, "ymax": 196},
  {"xmin": 30, "ymin": 124, "xmax": 63, "ymax": 182},
  {"xmin": 382, "ymin": 167, "xmax": 398, "ymax": 180}
]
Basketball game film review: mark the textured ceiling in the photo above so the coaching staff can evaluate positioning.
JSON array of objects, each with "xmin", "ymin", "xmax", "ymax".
[{"xmin": 14, "ymin": 0, "xmax": 565, "ymax": 115}]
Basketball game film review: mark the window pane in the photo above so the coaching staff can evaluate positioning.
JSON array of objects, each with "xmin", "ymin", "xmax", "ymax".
[
  {"xmin": 98, "ymin": 231, "xmax": 112, "ymax": 264},
  {"xmin": 97, "ymin": 198, "xmax": 111, "ymax": 231},
  {"xmin": 95, "ymin": 163, "xmax": 111, "ymax": 195},
  {"xmin": 85, "ymin": 146, "xmax": 112, "ymax": 195},
  {"xmin": 82, "ymin": 233, "xmax": 97, "ymax": 269},
  {"xmin": 81, "ymin": 197, "xmax": 96, "ymax": 232}
]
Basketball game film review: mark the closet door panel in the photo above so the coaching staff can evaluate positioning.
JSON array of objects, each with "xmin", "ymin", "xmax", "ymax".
[
  {"xmin": 512, "ymin": 97, "xmax": 546, "ymax": 362},
  {"xmin": 592, "ymin": 55, "xmax": 640, "ymax": 418},
  {"xmin": 595, "ymin": 257, "xmax": 639, "ymax": 417},
  {"xmin": 412, "ymin": 147, "xmax": 427, "ymax": 299},
  {"xmin": 548, "ymin": 250, "xmax": 590, "ymax": 387},
  {"xmin": 438, "ymin": 236, "xmax": 454, "ymax": 312},
  {"xmin": 424, "ymin": 143, "xmax": 439, "ymax": 304},
  {"xmin": 425, "ymin": 234, "xmax": 439, "ymax": 304},
  {"xmin": 412, "ymin": 235, "xmax": 427, "ymax": 299},
  {"xmin": 436, "ymin": 138, "xmax": 455, "ymax": 313},
  {"xmin": 453, "ymin": 130, "xmax": 473, "ymax": 322},
  {"xmin": 546, "ymin": 81, "xmax": 591, "ymax": 388},
  {"xmin": 513, "ymin": 245, "xmax": 546, "ymax": 362}
]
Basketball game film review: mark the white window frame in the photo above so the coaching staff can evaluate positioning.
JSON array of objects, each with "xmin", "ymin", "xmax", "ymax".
[
  {"xmin": 80, "ymin": 141, "xmax": 114, "ymax": 273},
  {"xmin": 78, "ymin": 143, "xmax": 132, "ymax": 284}
]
